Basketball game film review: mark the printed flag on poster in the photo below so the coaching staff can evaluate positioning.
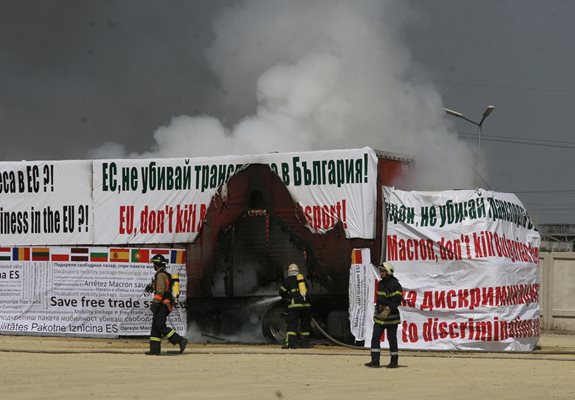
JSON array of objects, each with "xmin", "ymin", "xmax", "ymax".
[
  {"xmin": 71, "ymin": 247, "xmax": 89, "ymax": 262},
  {"xmin": 0, "ymin": 247, "xmax": 11, "ymax": 261},
  {"xmin": 131, "ymin": 249, "xmax": 150, "ymax": 263},
  {"xmin": 12, "ymin": 247, "xmax": 30, "ymax": 261},
  {"xmin": 170, "ymin": 249, "xmax": 185, "ymax": 264},
  {"xmin": 51, "ymin": 248, "xmax": 70, "ymax": 262},
  {"xmin": 151, "ymin": 248, "xmax": 170, "ymax": 258},
  {"xmin": 110, "ymin": 248, "xmax": 130, "ymax": 262},
  {"xmin": 90, "ymin": 249, "xmax": 108, "ymax": 262},
  {"xmin": 351, "ymin": 248, "xmax": 363, "ymax": 264},
  {"xmin": 32, "ymin": 247, "xmax": 50, "ymax": 261}
]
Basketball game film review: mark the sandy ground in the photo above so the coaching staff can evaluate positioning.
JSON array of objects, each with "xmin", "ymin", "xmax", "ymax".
[{"xmin": 1, "ymin": 332, "xmax": 575, "ymax": 400}]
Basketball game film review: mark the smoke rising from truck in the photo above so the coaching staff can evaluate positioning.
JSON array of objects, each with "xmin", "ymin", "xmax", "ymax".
[{"xmin": 89, "ymin": 0, "xmax": 480, "ymax": 190}]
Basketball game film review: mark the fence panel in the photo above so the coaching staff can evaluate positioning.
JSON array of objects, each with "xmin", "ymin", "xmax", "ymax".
[{"xmin": 540, "ymin": 252, "xmax": 575, "ymax": 331}]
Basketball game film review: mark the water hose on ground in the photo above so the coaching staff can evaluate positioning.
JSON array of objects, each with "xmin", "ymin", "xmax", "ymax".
[{"xmin": 311, "ymin": 317, "xmax": 367, "ymax": 350}]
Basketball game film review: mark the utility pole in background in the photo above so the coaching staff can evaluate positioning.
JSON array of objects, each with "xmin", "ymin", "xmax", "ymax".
[{"xmin": 443, "ymin": 105, "xmax": 495, "ymax": 187}]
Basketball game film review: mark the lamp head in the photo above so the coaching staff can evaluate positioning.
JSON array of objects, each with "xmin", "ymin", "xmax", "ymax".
[
  {"xmin": 478, "ymin": 105, "xmax": 495, "ymax": 126},
  {"xmin": 483, "ymin": 105, "xmax": 495, "ymax": 118}
]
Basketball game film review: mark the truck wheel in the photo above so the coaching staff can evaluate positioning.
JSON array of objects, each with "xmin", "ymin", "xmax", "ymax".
[{"xmin": 261, "ymin": 301, "xmax": 286, "ymax": 344}]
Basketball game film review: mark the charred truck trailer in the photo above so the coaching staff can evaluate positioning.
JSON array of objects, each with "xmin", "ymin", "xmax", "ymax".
[{"xmin": 184, "ymin": 148, "xmax": 412, "ymax": 343}]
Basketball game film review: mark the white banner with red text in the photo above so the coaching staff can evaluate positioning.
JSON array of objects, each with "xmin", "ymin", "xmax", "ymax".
[
  {"xmin": 0, "ymin": 160, "xmax": 93, "ymax": 245},
  {"xmin": 383, "ymin": 187, "xmax": 540, "ymax": 351},
  {"xmin": 0, "ymin": 148, "xmax": 377, "ymax": 245},
  {"xmin": 349, "ymin": 188, "xmax": 541, "ymax": 351},
  {"xmin": 92, "ymin": 148, "xmax": 378, "ymax": 244},
  {"xmin": 0, "ymin": 246, "xmax": 186, "ymax": 337}
]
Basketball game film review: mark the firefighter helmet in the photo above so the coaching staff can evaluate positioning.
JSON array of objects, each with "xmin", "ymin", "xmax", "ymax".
[
  {"xmin": 379, "ymin": 262, "xmax": 394, "ymax": 275},
  {"xmin": 288, "ymin": 263, "xmax": 300, "ymax": 275},
  {"xmin": 151, "ymin": 254, "xmax": 167, "ymax": 266}
]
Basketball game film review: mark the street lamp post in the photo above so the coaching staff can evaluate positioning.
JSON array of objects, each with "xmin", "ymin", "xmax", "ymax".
[{"xmin": 443, "ymin": 105, "xmax": 495, "ymax": 154}]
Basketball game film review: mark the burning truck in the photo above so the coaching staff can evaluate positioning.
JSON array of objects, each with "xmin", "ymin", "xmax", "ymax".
[
  {"xmin": 181, "ymin": 147, "xmax": 412, "ymax": 343},
  {"xmin": 0, "ymin": 147, "xmax": 411, "ymax": 343},
  {"xmin": 0, "ymin": 147, "xmax": 540, "ymax": 351}
]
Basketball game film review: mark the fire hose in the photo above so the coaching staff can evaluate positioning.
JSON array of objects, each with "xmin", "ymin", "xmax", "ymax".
[{"xmin": 311, "ymin": 317, "xmax": 367, "ymax": 350}]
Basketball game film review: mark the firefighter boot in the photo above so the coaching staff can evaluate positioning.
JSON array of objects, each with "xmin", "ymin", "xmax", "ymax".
[
  {"xmin": 145, "ymin": 339, "xmax": 161, "ymax": 355},
  {"xmin": 165, "ymin": 331, "xmax": 188, "ymax": 354},
  {"xmin": 179, "ymin": 338, "xmax": 188, "ymax": 354},
  {"xmin": 166, "ymin": 330, "xmax": 183, "ymax": 346},
  {"xmin": 386, "ymin": 355, "xmax": 399, "ymax": 369},
  {"xmin": 364, "ymin": 351, "xmax": 381, "ymax": 368},
  {"xmin": 282, "ymin": 332, "xmax": 298, "ymax": 349}
]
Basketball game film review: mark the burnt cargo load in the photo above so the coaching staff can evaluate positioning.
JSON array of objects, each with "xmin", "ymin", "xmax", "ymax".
[{"xmin": 184, "ymin": 149, "xmax": 412, "ymax": 343}]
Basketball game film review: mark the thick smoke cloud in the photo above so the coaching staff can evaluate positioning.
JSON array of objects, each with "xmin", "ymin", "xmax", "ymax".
[{"xmin": 88, "ymin": 0, "xmax": 480, "ymax": 190}]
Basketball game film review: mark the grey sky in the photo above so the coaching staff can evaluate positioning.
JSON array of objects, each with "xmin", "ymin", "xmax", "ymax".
[
  {"xmin": 404, "ymin": 0, "xmax": 575, "ymax": 226},
  {"xmin": 1, "ymin": 0, "xmax": 574, "ymax": 225}
]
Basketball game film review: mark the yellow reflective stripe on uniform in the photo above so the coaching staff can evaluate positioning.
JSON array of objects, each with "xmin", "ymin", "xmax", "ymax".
[
  {"xmin": 285, "ymin": 331, "xmax": 297, "ymax": 345},
  {"xmin": 165, "ymin": 329, "xmax": 176, "ymax": 339},
  {"xmin": 376, "ymin": 290, "xmax": 403, "ymax": 297},
  {"xmin": 287, "ymin": 303, "xmax": 311, "ymax": 308},
  {"xmin": 150, "ymin": 336, "xmax": 161, "ymax": 342},
  {"xmin": 374, "ymin": 318, "xmax": 401, "ymax": 325}
]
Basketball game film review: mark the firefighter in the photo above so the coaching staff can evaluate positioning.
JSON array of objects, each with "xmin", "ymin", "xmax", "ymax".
[
  {"xmin": 279, "ymin": 263, "xmax": 312, "ymax": 349},
  {"xmin": 365, "ymin": 262, "xmax": 403, "ymax": 368},
  {"xmin": 144, "ymin": 253, "xmax": 188, "ymax": 355}
]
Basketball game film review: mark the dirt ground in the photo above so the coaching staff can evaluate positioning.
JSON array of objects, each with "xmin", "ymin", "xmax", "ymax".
[{"xmin": 1, "ymin": 332, "xmax": 575, "ymax": 400}]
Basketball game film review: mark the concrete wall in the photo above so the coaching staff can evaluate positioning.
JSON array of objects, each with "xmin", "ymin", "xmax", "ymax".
[{"xmin": 539, "ymin": 252, "xmax": 575, "ymax": 331}]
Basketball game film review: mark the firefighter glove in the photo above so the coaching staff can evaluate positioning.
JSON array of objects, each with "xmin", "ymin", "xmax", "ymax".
[
  {"xmin": 144, "ymin": 284, "xmax": 153, "ymax": 294},
  {"xmin": 376, "ymin": 306, "xmax": 390, "ymax": 320}
]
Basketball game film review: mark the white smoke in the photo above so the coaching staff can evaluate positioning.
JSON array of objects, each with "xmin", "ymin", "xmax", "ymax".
[{"xmin": 88, "ymin": 0, "xmax": 480, "ymax": 190}]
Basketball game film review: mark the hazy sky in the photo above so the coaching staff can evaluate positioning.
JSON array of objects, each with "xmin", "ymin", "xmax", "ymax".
[{"xmin": 1, "ymin": 0, "xmax": 574, "ymax": 225}]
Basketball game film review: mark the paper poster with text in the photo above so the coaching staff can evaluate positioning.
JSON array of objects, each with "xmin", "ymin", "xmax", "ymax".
[
  {"xmin": 0, "ymin": 246, "xmax": 187, "ymax": 338},
  {"xmin": 349, "ymin": 248, "xmax": 379, "ymax": 343},
  {"xmin": 0, "ymin": 160, "xmax": 93, "ymax": 245},
  {"xmin": 383, "ymin": 187, "xmax": 540, "ymax": 351},
  {"xmin": 93, "ymin": 148, "xmax": 378, "ymax": 244}
]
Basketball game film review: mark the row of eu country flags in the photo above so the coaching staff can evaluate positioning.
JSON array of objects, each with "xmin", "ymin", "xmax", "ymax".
[{"xmin": 0, "ymin": 247, "xmax": 186, "ymax": 264}]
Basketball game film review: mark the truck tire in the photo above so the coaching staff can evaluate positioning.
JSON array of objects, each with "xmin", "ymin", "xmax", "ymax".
[{"xmin": 261, "ymin": 301, "xmax": 286, "ymax": 344}]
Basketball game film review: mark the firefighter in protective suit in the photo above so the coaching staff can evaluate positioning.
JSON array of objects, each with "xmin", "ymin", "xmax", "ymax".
[
  {"xmin": 365, "ymin": 262, "xmax": 403, "ymax": 368},
  {"xmin": 145, "ymin": 254, "xmax": 188, "ymax": 355},
  {"xmin": 279, "ymin": 263, "xmax": 312, "ymax": 349}
]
